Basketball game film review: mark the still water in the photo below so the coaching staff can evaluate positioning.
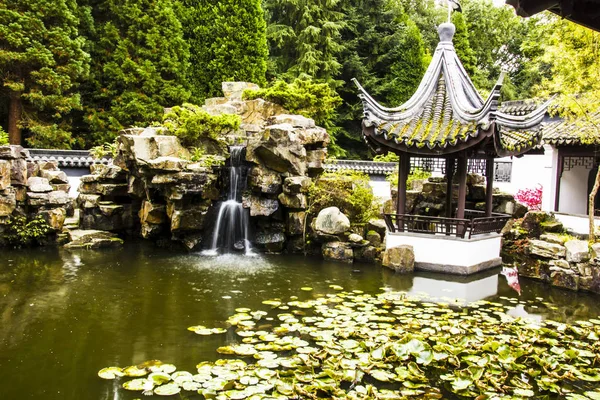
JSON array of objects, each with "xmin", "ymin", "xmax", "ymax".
[{"xmin": 1, "ymin": 243, "xmax": 600, "ymax": 399}]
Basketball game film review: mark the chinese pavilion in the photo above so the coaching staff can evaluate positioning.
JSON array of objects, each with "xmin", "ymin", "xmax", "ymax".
[{"xmin": 354, "ymin": 21, "xmax": 549, "ymax": 274}]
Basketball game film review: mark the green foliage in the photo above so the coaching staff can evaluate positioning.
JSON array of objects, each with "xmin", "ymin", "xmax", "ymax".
[
  {"xmin": 308, "ymin": 170, "xmax": 378, "ymax": 224},
  {"xmin": 0, "ymin": 0, "xmax": 89, "ymax": 148},
  {"xmin": 4, "ymin": 215, "xmax": 52, "ymax": 248},
  {"xmin": 0, "ymin": 127, "xmax": 8, "ymax": 146},
  {"xmin": 264, "ymin": 0, "xmax": 345, "ymax": 84},
  {"xmin": 77, "ymin": 0, "xmax": 191, "ymax": 146},
  {"xmin": 244, "ymin": 78, "xmax": 342, "ymax": 130},
  {"xmin": 180, "ymin": 0, "xmax": 268, "ymax": 102},
  {"xmin": 373, "ymin": 153, "xmax": 399, "ymax": 162},
  {"xmin": 451, "ymin": 12, "xmax": 477, "ymax": 76},
  {"xmin": 90, "ymin": 139, "xmax": 118, "ymax": 160},
  {"xmin": 162, "ymin": 103, "xmax": 240, "ymax": 150},
  {"xmin": 387, "ymin": 168, "xmax": 431, "ymax": 189}
]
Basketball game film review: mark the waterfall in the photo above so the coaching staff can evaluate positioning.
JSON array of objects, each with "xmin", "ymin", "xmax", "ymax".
[{"xmin": 203, "ymin": 146, "xmax": 252, "ymax": 255}]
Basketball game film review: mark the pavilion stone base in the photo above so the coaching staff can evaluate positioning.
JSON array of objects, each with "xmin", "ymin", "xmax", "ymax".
[{"xmin": 387, "ymin": 232, "xmax": 503, "ymax": 275}]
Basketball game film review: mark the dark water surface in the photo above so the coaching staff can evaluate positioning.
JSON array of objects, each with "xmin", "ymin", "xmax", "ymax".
[{"xmin": 1, "ymin": 243, "xmax": 600, "ymax": 399}]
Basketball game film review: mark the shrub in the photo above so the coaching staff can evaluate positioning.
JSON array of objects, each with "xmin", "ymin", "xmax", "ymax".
[
  {"xmin": 386, "ymin": 168, "xmax": 431, "ymax": 189},
  {"xmin": 0, "ymin": 127, "xmax": 8, "ymax": 145},
  {"xmin": 243, "ymin": 78, "xmax": 342, "ymax": 129},
  {"xmin": 4, "ymin": 215, "xmax": 52, "ymax": 247},
  {"xmin": 308, "ymin": 170, "xmax": 378, "ymax": 224},
  {"xmin": 162, "ymin": 103, "xmax": 241, "ymax": 150},
  {"xmin": 515, "ymin": 185, "xmax": 543, "ymax": 210},
  {"xmin": 373, "ymin": 153, "xmax": 399, "ymax": 162},
  {"xmin": 90, "ymin": 140, "xmax": 118, "ymax": 160}
]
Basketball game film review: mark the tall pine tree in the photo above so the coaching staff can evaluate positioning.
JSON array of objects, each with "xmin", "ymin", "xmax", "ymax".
[
  {"xmin": 181, "ymin": 0, "xmax": 268, "ymax": 102},
  {"xmin": 264, "ymin": 0, "xmax": 345, "ymax": 84},
  {"xmin": 335, "ymin": 0, "xmax": 427, "ymax": 158},
  {"xmin": 78, "ymin": 0, "xmax": 190, "ymax": 146},
  {"xmin": 0, "ymin": 0, "xmax": 89, "ymax": 148}
]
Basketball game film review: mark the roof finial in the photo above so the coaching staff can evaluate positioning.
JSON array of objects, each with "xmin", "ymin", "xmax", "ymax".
[{"xmin": 447, "ymin": 0, "xmax": 462, "ymax": 23}]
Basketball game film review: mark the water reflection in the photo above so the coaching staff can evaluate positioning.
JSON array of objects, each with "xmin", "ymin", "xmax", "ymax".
[{"xmin": 0, "ymin": 243, "xmax": 600, "ymax": 399}]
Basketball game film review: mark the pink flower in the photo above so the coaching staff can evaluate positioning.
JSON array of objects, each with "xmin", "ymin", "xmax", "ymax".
[{"xmin": 515, "ymin": 185, "xmax": 542, "ymax": 210}]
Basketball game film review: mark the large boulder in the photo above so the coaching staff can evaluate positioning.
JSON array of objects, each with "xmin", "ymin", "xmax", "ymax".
[
  {"xmin": 10, "ymin": 158, "xmax": 28, "ymax": 186},
  {"xmin": 283, "ymin": 176, "xmax": 311, "ymax": 194},
  {"xmin": 565, "ymin": 239, "xmax": 590, "ymax": 263},
  {"xmin": 90, "ymin": 164, "xmax": 126, "ymax": 180},
  {"xmin": 314, "ymin": 207, "xmax": 350, "ymax": 235},
  {"xmin": 254, "ymin": 231, "xmax": 286, "ymax": 253},
  {"xmin": 252, "ymin": 124, "xmax": 307, "ymax": 176},
  {"xmin": 40, "ymin": 169, "xmax": 69, "ymax": 184},
  {"xmin": 65, "ymin": 230, "xmax": 123, "ymax": 249},
  {"xmin": 287, "ymin": 212, "xmax": 306, "ymax": 236},
  {"xmin": 278, "ymin": 193, "xmax": 307, "ymax": 210},
  {"xmin": 354, "ymin": 245, "xmax": 381, "ymax": 263},
  {"xmin": 147, "ymin": 156, "xmax": 190, "ymax": 172},
  {"xmin": 0, "ymin": 189, "xmax": 16, "ymax": 217},
  {"xmin": 248, "ymin": 166, "xmax": 282, "ymax": 195},
  {"xmin": 0, "ymin": 160, "xmax": 10, "ymax": 190},
  {"xmin": 550, "ymin": 267, "xmax": 579, "ymax": 291},
  {"xmin": 322, "ymin": 241, "xmax": 353, "ymax": 263},
  {"xmin": 40, "ymin": 208, "xmax": 66, "ymax": 231},
  {"xmin": 382, "ymin": 245, "xmax": 415, "ymax": 273},
  {"xmin": 246, "ymin": 196, "xmax": 279, "ymax": 217},
  {"xmin": 27, "ymin": 177, "xmax": 53, "ymax": 193},
  {"xmin": 222, "ymin": 81, "xmax": 259, "ymax": 101},
  {"xmin": 529, "ymin": 239, "xmax": 566, "ymax": 259}
]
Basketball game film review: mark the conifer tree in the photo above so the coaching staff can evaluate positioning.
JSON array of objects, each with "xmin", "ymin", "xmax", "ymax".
[
  {"xmin": 78, "ymin": 0, "xmax": 190, "ymax": 145},
  {"xmin": 335, "ymin": 0, "xmax": 427, "ymax": 158},
  {"xmin": 0, "ymin": 0, "xmax": 89, "ymax": 147},
  {"xmin": 181, "ymin": 0, "xmax": 268, "ymax": 102},
  {"xmin": 451, "ymin": 12, "xmax": 477, "ymax": 76},
  {"xmin": 264, "ymin": 0, "xmax": 345, "ymax": 84}
]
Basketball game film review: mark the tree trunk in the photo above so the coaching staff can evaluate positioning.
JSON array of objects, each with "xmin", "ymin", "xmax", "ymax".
[
  {"xmin": 589, "ymin": 167, "xmax": 600, "ymax": 242},
  {"xmin": 8, "ymin": 91, "xmax": 22, "ymax": 145}
]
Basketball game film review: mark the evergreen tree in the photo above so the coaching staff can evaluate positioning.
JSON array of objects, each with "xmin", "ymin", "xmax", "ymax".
[
  {"xmin": 78, "ymin": 0, "xmax": 190, "ymax": 146},
  {"xmin": 264, "ymin": 0, "xmax": 345, "ymax": 84},
  {"xmin": 0, "ymin": 0, "xmax": 89, "ymax": 147},
  {"xmin": 451, "ymin": 12, "xmax": 477, "ymax": 76},
  {"xmin": 335, "ymin": 0, "xmax": 427, "ymax": 158},
  {"xmin": 181, "ymin": 0, "xmax": 268, "ymax": 102}
]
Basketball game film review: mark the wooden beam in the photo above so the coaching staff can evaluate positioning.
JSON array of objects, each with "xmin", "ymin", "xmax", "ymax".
[
  {"xmin": 456, "ymin": 155, "xmax": 468, "ymax": 219},
  {"xmin": 397, "ymin": 155, "xmax": 410, "ymax": 216},
  {"xmin": 445, "ymin": 158, "xmax": 455, "ymax": 218},
  {"xmin": 485, "ymin": 158, "xmax": 495, "ymax": 217}
]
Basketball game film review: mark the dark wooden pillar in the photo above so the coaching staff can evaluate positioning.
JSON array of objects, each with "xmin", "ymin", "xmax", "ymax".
[
  {"xmin": 445, "ymin": 158, "xmax": 455, "ymax": 218},
  {"xmin": 456, "ymin": 155, "xmax": 468, "ymax": 219},
  {"xmin": 397, "ymin": 154, "xmax": 410, "ymax": 215},
  {"xmin": 485, "ymin": 158, "xmax": 495, "ymax": 217}
]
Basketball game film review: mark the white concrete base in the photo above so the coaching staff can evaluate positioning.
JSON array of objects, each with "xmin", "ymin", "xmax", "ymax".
[{"xmin": 386, "ymin": 232, "xmax": 503, "ymax": 275}]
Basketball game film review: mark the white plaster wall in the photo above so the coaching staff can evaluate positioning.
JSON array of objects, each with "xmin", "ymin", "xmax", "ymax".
[
  {"xmin": 386, "ymin": 233, "xmax": 502, "ymax": 267},
  {"xmin": 495, "ymin": 154, "xmax": 549, "ymax": 195},
  {"xmin": 554, "ymin": 213, "xmax": 600, "ymax": 236},
  {"xmin": 558, "ymin": 165, "xmax": 589, "ymax": 215},
  {"xmin": 410, "ymin": 275, "xmax": 498, "ymax": 303},
  {"xmin": 369, "ymin": 180, "xmax": 391, "ymax": 203}
]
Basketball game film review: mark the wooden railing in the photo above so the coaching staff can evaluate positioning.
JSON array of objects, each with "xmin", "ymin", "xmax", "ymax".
[{"xmin": 384, "ymin": 211, "xmax": 511, "ymax": 239}]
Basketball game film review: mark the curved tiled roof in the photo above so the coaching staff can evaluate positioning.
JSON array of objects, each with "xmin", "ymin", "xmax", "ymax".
[
  {"xmin": 542, "ymin": 111, "xmax": 600, "ymax": 146},
  {"xmin": 27, "ymin": 149, "xmax": 110, "ymax": 168},
  {"xmin": 354, "ymin": 22, "xmax": 549, "ymax": 157}
]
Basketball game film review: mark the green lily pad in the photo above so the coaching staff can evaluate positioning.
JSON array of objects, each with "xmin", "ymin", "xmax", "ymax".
[{"xmin": 154, "ymin": 382, "xmax": 181, "ymax": 396}]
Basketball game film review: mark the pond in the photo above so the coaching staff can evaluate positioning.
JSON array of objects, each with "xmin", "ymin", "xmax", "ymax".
[{"xmin": 1, "ymin": 243, "xmax": 600, "ymax": 399}]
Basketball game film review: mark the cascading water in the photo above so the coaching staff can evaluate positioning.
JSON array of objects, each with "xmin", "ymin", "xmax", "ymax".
[{"xmin": 203, "ymin": 146, "xmax": 252, "ymax": 255}]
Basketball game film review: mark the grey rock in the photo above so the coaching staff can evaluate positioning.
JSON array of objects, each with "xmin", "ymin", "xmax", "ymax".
[
  {"xmin": 287, "ymin": 211, "xmax": 306, "ymax": 236},
  {"xmin": 0, "ymin": 160, "xmax": 10, "ymax": 190},
  {"xmin": 549, "ymin": 259, "xmax": 571, "ymax": 270},
  {"xmin": 48, "ymin": 190, "xmax": 70, "ymax": 205},
  {"xmin": 40, "ymin": 208, "xmax": 66, "ymax": 231},
  {"xmin": 78, "ymin": 194, "xmax": 101, "ymax": 208},
  {"xmin": 65, "ymin": 229, "xmax": 123, "ymax": 249},
  {"xmin": 27, "ymin": 177, "xmax": 53, "ymax": 193},
  {"xmin": 147, "ymin": 156, "xmax": 190, "ymax": 171},
  {"xmin": 248, "ymin": 166, "xmax": 282, "ymax": 195},
  {"xmin": 540, "ymin": 233, "xmax": 568, "ymax": 245},
  {"xmin": 348, "ymin": 233, "xmax": 363, "ymax": 243},
  {"xmin": 27, "ymin": 192, "xmax": 50, "ymax": 206},
  {"xmin": 90, "ymin": 164, "xmax": 125, "ymax": 180},
  {"xmin": 529, "ymin": 239, "xmax": 566, "ymax": 259},
  {"xmin": 368, "ymin": 219, "xmax": 387, "ymax": 237},
  {"xmin": 0, "ymin": 145, "xmax": 23, "ymax": 159},
  {"xmin": 222, "ymin": 81, "xmax": 259, "ymax": 101},
  {"xmin": 283, "ymin": 176, "xmax": 311, "ymax": 194},
  {"xmin": 278, "ymin": 193, "xmax": 307, "ymax": 209},
  {"xmin": 550, "ymin": 267, "xmax": 579, "ymax": 291},
  {"xmin": 254, "ymin": 231, "xmax": 286, "ymax": 253},
  {"xmin": 322, "ymin": 241, "xmax": 353, "ymax": 263},
  {"xmin": 0, "ymin": 189, "xmax": 16, "ymax": 217},
  {"xmin": 306, "ymin": 149, "xmax": 327, "ymax": 172},
  {"xmin": 41, "ymin": 169, "xmax": 69, "ymax": 184},
  {"xmin": 565, "ymin": 239, "xmax": 590, "ymax": 263},
  {"xmin": 10, "ymin": 158, "xmax": 27, "ymax": 186},
  {"xmin": 382, "ymin": 245, "xmax": 415, "ymax": 273},
  {"xmin": 246, "ymin": 196, "xmax": 279, "ymax": 217},
  {"xmin": 354, "ymin": 246, "xmax": 380, "ymax": 263},
  {"xmin": 366, "ymin": 230, "xmax": 382, "ymax": 247},
  {"xmin": 314, "ymin": 207, "xmax": 350, "ymax": 235},
  {"xmin": 271, "ymin": 114, "xmax": 316, "ymax": 129}
]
